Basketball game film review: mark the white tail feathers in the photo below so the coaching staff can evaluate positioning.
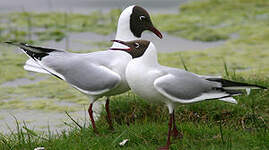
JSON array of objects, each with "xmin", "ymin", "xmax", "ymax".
[
  {"xmin": 246, "ymin": 88, "xmax": 251, "ymax": 95},
  {"xmin": 25, "ymin": 59, "xmax": 65, "ymax": 80},
  {"xmin": 25, "ymin": 59, "xmax": 40, "ymax": 68},
  {"xmin": 24, "ymin": 59, "xmax": 50, "ymax": 74},
  {"xmin": 219, "ymin": 97, "xmax": 238, "ymax": 104},
  {"xmin": 24, "ymin": 65, "xmax": 50, "ymax": 74}
]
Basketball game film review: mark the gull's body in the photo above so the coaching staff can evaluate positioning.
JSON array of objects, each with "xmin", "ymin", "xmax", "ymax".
[
  {"xmin": 111, "ymin": 40, "xmax": 266, "ymax": 150},
  {"xmin": 39, "ymin": 49, "xmax": 131, "ymax": 98},
  {"xmin": 126, "ymin": 43, "xmax": 239, "ymax": 107},
  {"xmin": 6, "ymin": 5, "xmax": 162, "ymax": 132}
]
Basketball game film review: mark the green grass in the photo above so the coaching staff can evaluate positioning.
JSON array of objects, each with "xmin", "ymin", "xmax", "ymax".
[
  {"xmin": 154, "ymin": 0, "xmax": 269, "ymax": 42},
  {"xmin": 0, "ymin": 0, "xmax": 269, "ymax": 149},
  {"xmin": 155, "ymin": 0, "xmax": 269, "ymax": 76},
  {"xmin": 0, "ymin": 89, "xmax": 268, "ymax": 149}
]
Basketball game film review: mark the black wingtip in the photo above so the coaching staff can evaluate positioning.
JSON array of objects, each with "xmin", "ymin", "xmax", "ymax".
[
  {"xmin": 207, "ymin": 78, "xmax": 267, "ymax": 90},
  {"xmin": 246, "ymin": 83, "xmax": 267, "ymax": 90},
  {"xmin": 4, "ymin": 41, "xmax": 22, "ymax": 46},
  {"xmin": 260, "ymin": 85, "xmax": 267, "ymax": 90},
  {"xmin": 4, "ymin": 41, "xmax": 28, "ymax": 46},
  {"xmin": 4, "ymin": 41, "xmax": 14, "ymax": 45}
]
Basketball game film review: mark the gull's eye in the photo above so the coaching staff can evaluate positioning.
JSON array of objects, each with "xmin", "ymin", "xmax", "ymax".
[
  {"xmin": 139, "ymin": 16, "xmax": 146, "ymax": 21},
  {"xmin": 134, "ymin": 42, "xmax": 140, "ymax": 48}
]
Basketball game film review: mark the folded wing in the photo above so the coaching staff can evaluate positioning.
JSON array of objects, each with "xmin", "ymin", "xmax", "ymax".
[
  {"xmin": 153, "ymin": 71, "xmax": 242, "ymax": 104},
  {"xmin": 6, "ymin": 42, "xmax": 121, "ymax": 96}
]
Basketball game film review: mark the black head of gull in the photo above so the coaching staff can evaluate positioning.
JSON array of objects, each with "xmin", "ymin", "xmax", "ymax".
[
  {"xmin": 110, "ymin": 39, "xmax": 150, "ymax": 58},
  {"xmin": 130, "ymin": 6, "xmax": 163, "ymax": 39},
  {"xmin": 115, "ymin": 5, "xmax": 163, "ymax": 41}
]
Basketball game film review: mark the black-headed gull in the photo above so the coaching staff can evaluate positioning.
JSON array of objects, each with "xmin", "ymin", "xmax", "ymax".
[
  {"xmin": 6, "ymin": 5, "xmax": 162, "ymax": 133},
  {"xmin": 111, "ymin": 40, "xmax": 267, "ymax": 149}
]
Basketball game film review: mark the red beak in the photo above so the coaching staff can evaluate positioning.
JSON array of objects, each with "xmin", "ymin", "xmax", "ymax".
[
  {"xmin": 110, "ymin": 40, "xmax": 131, "ymax": 51},
  {"xmin": 148, "ymin": 26, "xmax": 163, "ymax": 39}
]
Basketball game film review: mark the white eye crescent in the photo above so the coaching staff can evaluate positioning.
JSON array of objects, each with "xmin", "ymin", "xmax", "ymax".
[
  {"xmin": 135, "ymin": 43, "xmax": 140, "ymax": 48},
  {"xmin": 139, "ymin": 16, "xmax": 146, "ymax": 21}
]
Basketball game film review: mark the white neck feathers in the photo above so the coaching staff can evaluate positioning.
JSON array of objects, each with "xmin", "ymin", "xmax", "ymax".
[
  {"xmin": 112, "ymin": 5, "xmax": 139, "ymax": 48},
  {"xmin": 139, "ymin": 43, "xmax": 158, "ymax": 66}
]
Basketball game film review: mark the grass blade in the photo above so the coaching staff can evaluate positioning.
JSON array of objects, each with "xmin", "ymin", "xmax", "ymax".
[
  {"xmin": 223, "ymin": 59, "xmax": 229, "ymax": 78},
  {"xmin": 179, "ymin": 54, "xmax": 188, "ymax": 71},
  {"xmin": 65, "ymin": 111, "xmax": 82, "ymax": 129}
]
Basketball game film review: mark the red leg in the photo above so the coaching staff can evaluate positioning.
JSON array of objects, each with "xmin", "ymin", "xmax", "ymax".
[
  {"xmin": 158, "ymin": 113, "xmax": 173, "ymax": 150},
  {"xmin": 172, "ymin": 110, "xmax": 179, "ymax": 138},
  {"xmin": 172, "ymin": 111, "xmax": 183, "ymax": 139},
  {"xmin": 88, "ymin": 103, "xmax": 97, "ymax": 133},
  {"xmin": 105, "ymin": 97, "xmax": 114, "ymax": 130}
]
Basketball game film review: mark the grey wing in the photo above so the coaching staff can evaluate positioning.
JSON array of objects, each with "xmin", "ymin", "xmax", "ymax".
[
  {"xmin": 41, "ymin": 53, "xmax": 121, "ymax": 95},
  {"xmin": 153, "ymin": 70, "xmax": 230, "ymax": 103}
]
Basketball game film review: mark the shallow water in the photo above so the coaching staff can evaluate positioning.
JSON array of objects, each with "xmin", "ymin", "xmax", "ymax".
[{"xmin": 45, "ymin": 32, "xmax": 224, "ymax": 52}]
